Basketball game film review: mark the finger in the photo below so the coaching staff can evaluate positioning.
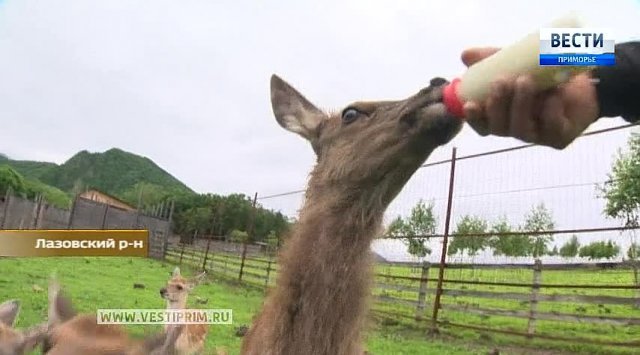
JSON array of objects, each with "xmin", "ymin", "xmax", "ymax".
[
  {"xmin": 485, "ymin": 79, "xmax": 514, "ymax": 136},
  {"xmin": 463, "ymin": 102, "xmax": 490, "ymax": 136},
  {"xmin": 463, "ymin": 101, "xmax": 483, "ymax": 121},
  {"xmin": 509, "ymin": 75, "xmax": 539, "ymax": 143},
  {"xmin": 538, "ymin": 95, "xmax": 573, "ymax": 149},
  {"xmin": 461, "ymin": 47, "xmax": 501, "ymax": 67}
]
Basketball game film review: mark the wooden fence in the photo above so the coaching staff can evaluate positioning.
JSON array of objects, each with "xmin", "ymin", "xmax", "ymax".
[
  {"xmin": 165, "ymin": 243, "xmax": 277, "ymax": 290},
  {"xmin": 164, "ymin": 242, "xmax": 640, "ymax": 349}
]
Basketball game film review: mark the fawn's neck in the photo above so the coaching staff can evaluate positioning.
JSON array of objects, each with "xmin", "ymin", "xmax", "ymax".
[
  {"xmin": 270, "ymin": 184, "xmax": 385, "ymax": 353},
  {"xmin": 164, "ymin": 298, "xmax": 187, "ymax": 332},
  {"xmin": 166, "ymin": 299, "xmax": 187, "ymax": 310}
]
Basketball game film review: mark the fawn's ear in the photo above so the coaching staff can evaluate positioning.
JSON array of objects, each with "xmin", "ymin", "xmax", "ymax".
[
  {"xmin": 172, "ymin": 267, "xmax": 181, "ymax": 277},
  {"xmin": 48, "ymin": 280, "xmax": 76, "ymax": 327},
  {"xmin": 0, "ymin": 300, "xmax": 20, "ymax": 326},
  {"xmin": 270, "ymin": 74, "xmax": 326, "ymax": 142}
]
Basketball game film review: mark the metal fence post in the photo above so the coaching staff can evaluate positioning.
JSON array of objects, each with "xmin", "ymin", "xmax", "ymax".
[
  {"xmin": 30, "ymin": 194, "xmax": 41, "ymax": 229},
  {"xmin": 265, "ymin": 260, "xmax": 272, "ymax": 291},
  {"xmin": 101, "ymin": 204, "xmax": 110, "ymax": 229},
  {"xmin": 632, "ymin": 259, "xmax": 640, "ymax": 309},
  {"xmin": 239, "ymin": 192, "xmax": 258, "ymax": 281},
  {"xmin": 67, "ymin": 194, "xmax": 79, "ymax": 229},
  {"xmin": 527, "ymin": 259, "xmax": 542, "ymax": 336},
  {"xmin": 202, "ymin": 235, "xmax": 212, "ymax": 272},
  {"xmin": 35, "ymin": 194, "xmax": 46, "ymax": 229},
  {"xmin": 179, "ymin": 242, "xmax": 185, "ymax": 266},
  {"xmin": 202, "ymin": 210, "xmax": 214, "ymax": 272},
  {"xmin": 203, "ymin": 202, "xmax": 225, "ymax": 272},
  {"xmin": 416, "ymin": 261, "xmax": 430, "ymax": 321},
  {"xmin": 431, "ymin": 147, "xmax": 457, "ymax": 333},
  {"xmin": 163, "ymin": 200, "xmax": 175, "ymax": 260}
]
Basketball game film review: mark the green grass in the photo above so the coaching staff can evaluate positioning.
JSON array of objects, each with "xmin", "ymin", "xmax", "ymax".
[
  {"xmin": 0, "ymin": 257, "xmax": 489, "ymax": 354},
  {"xmin": 166, "ymin": 246, "xmax": 640, "ymax": 354},
  {"xmin": 373, "ymin": 265, "xmax": 640, "ymax": 355},
  {"xmin": 9, "ymin": 253, "xmax": 636, "ymax": 354}
]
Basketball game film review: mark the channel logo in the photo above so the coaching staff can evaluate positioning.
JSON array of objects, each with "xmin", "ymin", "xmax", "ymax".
[{"xmin": 539, "ymin": 28, "xmax": 615, "ymax": 66}]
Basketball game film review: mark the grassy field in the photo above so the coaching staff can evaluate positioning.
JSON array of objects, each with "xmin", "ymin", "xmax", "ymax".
[
  {"xmin": 166, "ymin": 246, "xmax": 640, "ymax": 354},
  {"xmin": 374, "ymin": 265, "xmax": 640, "ymax": 355},
  {"xmin": 0, "ymin": 257, "xmax": 488, "ymax": 355}
]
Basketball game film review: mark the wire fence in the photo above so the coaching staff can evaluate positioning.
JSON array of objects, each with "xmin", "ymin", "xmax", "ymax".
[{"xmin": 166, "ymin": 122, "xmax": 640, "ymax": 353}]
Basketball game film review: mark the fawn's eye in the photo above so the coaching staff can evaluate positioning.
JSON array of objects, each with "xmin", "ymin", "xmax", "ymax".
[
  {"xmin": 176, "ymin": 285, "xmax": 183, "ymax": 291},
  {"xmin": 341, "ymin": 108, "xmax": 361, "ymax": 124}
]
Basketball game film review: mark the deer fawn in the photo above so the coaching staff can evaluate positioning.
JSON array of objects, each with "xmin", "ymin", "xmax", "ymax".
[
  {"xmin": 159, "ymin": 267, "xmax": 208, "ymax": 355},
  {"xmin": 44, "ymin": 280, "xmax": 183, "ymax": 355},
  {"xmin": 0, "ymin": 300, "xmax": 47, "ymax": 355},
  {"xmin": 241, "ymin": 75, "xmax": 461, "ymax": 354}
]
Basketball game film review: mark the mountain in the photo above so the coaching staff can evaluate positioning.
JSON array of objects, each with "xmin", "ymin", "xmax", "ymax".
[
  {"xmin": 0, "ymin": 154, "xmax": 57, "ymax": 181},
  {"xmin": 0, "ymin": 148, "xmax": 194, "ymax": 204},
  {"xmin": 0, "ymin": 164, "xmax": 71, "ymax": 208}
]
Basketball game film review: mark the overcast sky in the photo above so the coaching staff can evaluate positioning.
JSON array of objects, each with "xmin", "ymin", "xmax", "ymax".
[{"xmin": 1, "ymin": 1, "xmax": 639, "ymax": 260}]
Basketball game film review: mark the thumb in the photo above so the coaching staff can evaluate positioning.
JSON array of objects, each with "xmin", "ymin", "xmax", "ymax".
[{"xmin": 461, "ymin": 47, "xmax": 500, "ymax": 67}]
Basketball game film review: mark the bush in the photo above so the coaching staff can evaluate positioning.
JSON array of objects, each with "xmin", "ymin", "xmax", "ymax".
[{"xmin": 0, "ymin": 165, "xmax": 27, "ymax": 196}]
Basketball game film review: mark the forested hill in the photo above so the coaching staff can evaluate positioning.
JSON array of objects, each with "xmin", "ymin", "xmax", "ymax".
[
  {"xmin": 0, "ymin": 148, "xmax": 193, "ymax": 202},
  {"xmin": 0, "ymin": 150, "xmax": 291, "ymax": 242}
]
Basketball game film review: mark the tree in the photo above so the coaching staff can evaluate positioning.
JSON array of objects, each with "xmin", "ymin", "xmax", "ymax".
[
  {"xmin": 606, "ymin": 240, "xmax": 621, "ymax": 260},
  {"xmin": 0, "ymin": 165, "xmax": 26, "ymax": 196},
  {"xmin": 559, "ymin": 235, "xmax": 580, "ymax": 261},
  {"xmin": 229, "ymin": 229, "xmax": 249, "ymax": 243},
  {"xmin": 23, "ymin": 179, "xmax": 71, "ymax": 208},
  {"xmin": 266, "ymin": 230, "xmax": 279, "ymax": 248},
  {"xmin": 600, "ymin": 132, "xmax": 640, "ymax": 229},
  {"xmin": 0, "ymin": 165, "xmax": 71, "ymax": 208},
  {"xmin": 548, "ymin": 245, "xmax": 559, "ymax": 256},
  {"xmin": 386, "ymin": 216, "xmax": 409, "ymax": 237},
  {"xmin": 448, "ymin": 215, "xmax": 489, "ymax": 258},
  {"xmin": 178, "ymin": 206, "xmax": 213, "ymax": 237},
  {"xmin": 579, "ymin": 240, "xmax": 620, "ymax": 261},
  {"xmin": 255, "ymin": 209, "xmax": 289, "ymax": 242},
  {"xmin": 171, "ymin": 193, "xmax": 290, "ymax": 243},
  {"xmin": 385, "ymin": 200, "xmax": 437, "ymax": 259},
  {"xmin": 120, "ymin": 182, "xmax": 177, "ymax": 209},
  {"xmin": 523, "ymin": 203, "xmax": 555, "ymax": 258},
  {"xmin": 490, "ymin": 216, "xmax": 531, "ymax": 258},
  {"xmin": 628, "ymin": 243, "xmax": 640, "ymax": 260}
]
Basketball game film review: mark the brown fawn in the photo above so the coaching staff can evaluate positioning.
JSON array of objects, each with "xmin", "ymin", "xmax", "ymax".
[
  {"xmin": 159, "ymin": 267, "xmax": 208, "ymax": 355},
  {"xmin": 44, "ymin": 280, "xmax": 184, "ymax": 355},
  {"xmin": 0, "ymin": 300, "xmax": 47, "ymax": 355},
  {"xmin": 241, "ymin": 75, "xmax": 461, "ymax": 354}
]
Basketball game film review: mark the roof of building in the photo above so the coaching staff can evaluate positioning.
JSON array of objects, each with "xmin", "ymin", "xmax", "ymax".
[{"xmin": 80, "ymin": 188, "xmax": 135, "ymax": 209}]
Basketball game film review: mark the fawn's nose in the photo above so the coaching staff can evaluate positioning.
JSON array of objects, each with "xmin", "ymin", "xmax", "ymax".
[{"xmin": 160, "ymin": 288, "xmax": 167, "ymax": 297}]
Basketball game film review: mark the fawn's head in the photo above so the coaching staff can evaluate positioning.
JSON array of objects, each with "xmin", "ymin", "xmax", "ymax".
[
  {"xmin": 0, "ymin": 300, "xmax": 46, "ymax": 355},
  {"xmin": 44, "ymin": 280, "xmax": 183, "ymax": 355},
  {"xmin": 270, "ymin": 75, "xmax": 461, "ymax": 205},
  {"xmin": 159, "ymin": 268, "xmax": 206, "ymax": 307}
]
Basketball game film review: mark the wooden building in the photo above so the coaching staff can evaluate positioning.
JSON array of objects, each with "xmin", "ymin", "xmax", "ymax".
[{"xmin": 79, "ymin": 189, "xmax": 136, "ymax": 211}]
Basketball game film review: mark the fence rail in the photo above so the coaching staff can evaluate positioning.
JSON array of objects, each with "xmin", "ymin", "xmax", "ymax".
[
  {"xmin": 165, "ymin": 240, "xmax": 640, "ymax": 350},
  {"xmin": 160, "ymin": 122, "xmax": 640, "ymax": 352},
  {"xmin": 6, "ymin": 121, "xmax": 636, "ymax": 353},
  {"xmin": 0, "ymin": 192, "xmax": 172, "ymax": 259},
  {"xmin": 126, "ymin": 121, "xmax": 640, "ymax": 351}
]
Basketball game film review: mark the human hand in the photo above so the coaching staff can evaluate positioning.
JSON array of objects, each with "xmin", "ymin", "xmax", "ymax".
[{"xmin": 461, "ymin": 47, "xmax": 600, "ymax": 149}]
